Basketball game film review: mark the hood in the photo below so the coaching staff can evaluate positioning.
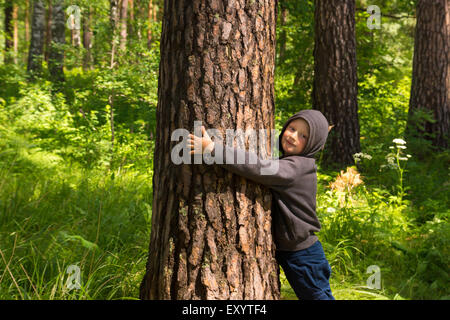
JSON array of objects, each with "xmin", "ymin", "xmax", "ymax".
[{"xmin": 278, "ymin": 109, "xmax": 329, "ymax": 158}]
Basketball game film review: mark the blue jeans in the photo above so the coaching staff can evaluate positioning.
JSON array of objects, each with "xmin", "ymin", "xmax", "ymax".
[{"xmin": 276, "ymin": 240, "xmax": 335, "ymax": 300}]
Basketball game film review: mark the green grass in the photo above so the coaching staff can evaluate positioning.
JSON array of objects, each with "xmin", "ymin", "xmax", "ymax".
[
  {"xmin": 0, "ymin": 67, "xmax": 448, "ymax": 300},
  {"xmin": 0, "ymin": 151, "xmax": 152, "ymax": 299}
]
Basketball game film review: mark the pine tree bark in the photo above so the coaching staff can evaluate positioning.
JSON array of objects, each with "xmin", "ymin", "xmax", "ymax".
[
  {"xmin": 140, "ymin": 0, "xmax": 280, "ymax": 300},
  {"xmin": 406, "ymin": 0, "xmax": 450, "ymax": 150},
  {"xmin": 27, "ymin": 0, "xmax": 46, "ymax": 78},
  {"xmin": 48, "ymin": 0, "xmax": 65, "ymax": 82},
  {"xmin": 312, "ymin": 0, "xmax": 360, "ymax": 167}
]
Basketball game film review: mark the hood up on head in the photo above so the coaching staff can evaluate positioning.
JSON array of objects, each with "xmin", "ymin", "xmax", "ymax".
[{"xmin": 278, "ymin": 109, "xmax": 329, "ymax": 159}]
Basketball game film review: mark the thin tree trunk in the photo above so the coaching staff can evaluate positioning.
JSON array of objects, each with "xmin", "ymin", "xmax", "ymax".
[
  {"xmin": 312, "ymin": 0, "xmax": 360, "ymax": 167},
  {"xmin": 82, "ymin": 6, "xmax": 94, "ymax": 70},
  {"xmin": 4, "ymin": 1, "xmax": 13, "ymax": 63},
  {"xmin": 13, "ymin": 4, "xmax": 18, "ymax": 64},
  {"xmin": 25, "ymin": 0, "xmax": 31, "ymax": 43},
  {"xmin": 406, "ymin": 0, "xmax": 449, "ymax": 150},
  {"xmin": 147, "ymin": 0, "xmax": 153, "ymax": 49},
  {"xmin": 128, "ymin": 0, "xmax": 134, "ymax": 38},
  {"xmin": 27, "ymin": 0, "xmax": 46, "ymax": 78},
  {"xmin": 71, "ymin": 25, "xmax": 81, "ymax": 47},
  {"xmin": 140, "ymin": 0, "xmax": 279, "ymax": 300},
  {"xmin": 278, "ymin": 0, "xmax": 288, "ymax": 65},
  {"xmin": 109, "ymin": 0, "xmax": 120, "ymax": 161},
  {"xmin": 110, "ymin": 0, "xmax": 119, "ymax": 68},
  {"xmin": 44, "ymin": 0, "xmax": 52, "ymax": 63},
  {"xmin": 119, "ymin": 0, "xmax": 129, "ymax": 52},
  {"xmin": 48, "ymin": 0, "xmax": 65, "ymax": 82}
]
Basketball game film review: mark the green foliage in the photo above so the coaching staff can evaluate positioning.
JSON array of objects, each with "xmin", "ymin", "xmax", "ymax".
[{"xmin": 0, "ymin": 0, "xmax": 448, "ymax": 301}]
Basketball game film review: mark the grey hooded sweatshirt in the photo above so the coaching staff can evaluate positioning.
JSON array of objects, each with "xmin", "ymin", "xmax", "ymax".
[{"xmin": 211, "ymin": 110, "xmax": 330, "ymax": 251}]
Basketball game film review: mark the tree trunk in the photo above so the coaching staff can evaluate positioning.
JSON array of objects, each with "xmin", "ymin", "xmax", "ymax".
[
  {"xmin": 83, "ymin": 6, "xmax": 94, "ymax": 70},
  {"xmin": 4, "ymin": 1, "xmax": 13, "ymax": 63},
  {"xmin": 44, "ymin": 0, "xmax": 52, "ymax": 63},
  {"xmin": 406, "ymin": 0, "xmax": 449, "ymax": 150},
  {"xmin": 312, "ymin": 0, "xmax": 360, "ymax": 167},
  {"xmin": 13, "ymin": 4, "xmax": 18, "ymax": 64},
  {"xmin": 147, "ymin": 0, "xmax": 154, "ymax": 48},
  {"xmin": 48, "ymin": 0, "xmax": 65, "ymax": 82},
  {"xmin": 27, "ymin": 0, "xmax": 46, "ymax": 78},
  {"xmin": 25, "ymin": 0, "xmax": 31, "ymax": 44},
  {"xmin": 128, "ymin": 0, "xmax": 134, "ymax": 38},
  {"xmin": 140, "ymin": 0, "xmax": 280, "ymax": 300},
  {"xmin": 110, "ymin": 0, "xmax": 119, "ymax": 67},
  {"xmin": 119, "ymin": 0, "xmax": 129, "ymax": 52},
  {"xmin": 71, "ymin": 24, "xmax": 81, "ymax": 47},
  {"xmin": 277, "ymin": 0, "xmax": 288, "ymax": 65}
]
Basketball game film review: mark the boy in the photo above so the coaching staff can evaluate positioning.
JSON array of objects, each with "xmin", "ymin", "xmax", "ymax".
[{"xmin": 187, "ymin": 109, "xmax": 335, "ymax": 300}]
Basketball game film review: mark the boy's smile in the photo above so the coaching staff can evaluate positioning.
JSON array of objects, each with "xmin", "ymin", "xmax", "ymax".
[{"xmin": 281, "ymin": 118, "xmax": 310, "ymax": 156}]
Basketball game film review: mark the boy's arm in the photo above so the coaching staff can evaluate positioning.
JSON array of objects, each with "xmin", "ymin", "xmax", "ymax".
[
  {"xmin": 210, "ymin": 141, "xmax": 298, "ymax": 188},
  {"xmin": 188, "ymin": 126, "xmax": 299, "ymax": 188}
]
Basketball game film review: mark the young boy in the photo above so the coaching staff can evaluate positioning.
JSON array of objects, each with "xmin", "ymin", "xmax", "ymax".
[{"xmin": 187, "ymin": 109, "xmax": 335, "ymax": 300}]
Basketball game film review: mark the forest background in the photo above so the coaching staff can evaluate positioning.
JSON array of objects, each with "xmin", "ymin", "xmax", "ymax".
[{"xmin": 0, "ymin": 0, "xmax": 448, "ymax": 300}]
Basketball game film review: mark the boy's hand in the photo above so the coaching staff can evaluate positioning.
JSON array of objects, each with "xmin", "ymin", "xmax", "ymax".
[{"xmin": 188, "ymin": 126, "xmax": 214, "ymax": 155}]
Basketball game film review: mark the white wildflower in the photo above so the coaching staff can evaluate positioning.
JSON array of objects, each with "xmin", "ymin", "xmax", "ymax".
[
  {"xmin": 327, "ymin": 207, "xmax": 336, "ymax": 213},
  {"xmin": 396, "ymin": 145, "xmax": 407, "ymax": 149},
  {"xmin": 393, "ymin": 138, "xmax": 406, "ymax": 145}
]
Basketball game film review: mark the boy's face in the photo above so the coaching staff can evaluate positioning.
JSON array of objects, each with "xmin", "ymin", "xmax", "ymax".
[{"xmin": 281, "ymin": 118, "xmax": 310, "ymax": 156}]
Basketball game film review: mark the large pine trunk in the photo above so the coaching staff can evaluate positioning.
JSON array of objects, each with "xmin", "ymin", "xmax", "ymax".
[
  {"xmin": 406, "ymin": 0, "xmax": 449, "ymax": 150},
  {"xmin": 140, "ymin": 0, "xmax": 280, "ymax": 300},
  {"xmin": 312, "ymin": 0, "xmax": 360, "ymax": 167},
  {"xmin": 27, "ymin": 0, "xmax": 46, "ymax": 77},
  {"xmin": 48, "ymin": 0, "xmax": 65, "ymax": 82}
]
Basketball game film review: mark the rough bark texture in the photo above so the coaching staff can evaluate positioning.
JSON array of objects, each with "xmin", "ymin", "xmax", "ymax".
[
  {"xmin": 312, "ymin": 0, "xmax": 360, "ymax": 167},
  {"xmin": 140, "ymin": 0, "xmax": 280, "ymax": 300},
  {"xmin": 48, "ymin": 0, "xmax": 65, "ymax": 82},
  {"xmin": 27, "ymin": 0, "xmax": 46, "ymax": 77},
  {"xmin": 406, "ymin": 0, "xmax": 450, "ymax": 150}
]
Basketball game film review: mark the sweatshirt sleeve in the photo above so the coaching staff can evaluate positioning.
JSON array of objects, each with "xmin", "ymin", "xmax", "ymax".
[{"xmin": 209, "ymin": 141, "xmax": 298, "ymax": 188}]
